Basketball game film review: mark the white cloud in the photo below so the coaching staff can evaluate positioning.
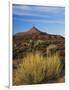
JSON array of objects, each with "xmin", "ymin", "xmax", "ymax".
[
  {"xmin": 13, "ymin": 4, "xmax": 64, "ymax": 25},
  {"xmin": 31, "ymin": 6, "xmax": 64, "ymax": 14},
  {"xmin": 13, "ymin": 4, "xmax": 31, "ymax": 11},
  {"xmin": 14, "ymin": 17, "xmax": 64, "ymax": 24},
  {"xmin": 13, "ymin": 4, "xmax": 64, "ymax": 17},
  {"xmin": 26, "ymin": 20, "xmax": 64, "ymax": 24},
  {"xmin": 13, "ymin": 10, "xmax": 51, "ymax": 18}
]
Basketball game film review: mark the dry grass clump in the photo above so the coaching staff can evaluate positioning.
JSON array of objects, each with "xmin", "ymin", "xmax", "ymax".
[{"xmin": 13, "ymin": 52, "xmax": 62, "ymax": 85}]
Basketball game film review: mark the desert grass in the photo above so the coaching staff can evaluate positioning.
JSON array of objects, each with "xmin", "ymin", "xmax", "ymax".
[{"xmin": 13, "ymin": 52, "xmax": 62, "ymax": 85}]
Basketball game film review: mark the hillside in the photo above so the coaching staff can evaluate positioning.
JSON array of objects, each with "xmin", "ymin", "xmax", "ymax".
[
  {"xmin": 13, "ymin": 26, "xmax": 65, "ymax": 60},
  {"xmin": 13, "ymin": 26, "xmax": 64, "ymax": 43}
]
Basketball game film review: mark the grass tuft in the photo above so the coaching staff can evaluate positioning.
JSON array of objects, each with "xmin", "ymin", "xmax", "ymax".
[{"xmin": 13, "ymin": 52, "xmax": 62, "ymax": 85}]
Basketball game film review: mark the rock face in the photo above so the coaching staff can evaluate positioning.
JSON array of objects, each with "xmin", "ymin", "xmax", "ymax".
[
  {"xmin": 26, "ymin": 26, "xmax": 41, "ymax": 34},
  {"xmin": 13, "ymin": 26, "xmax": 64, "ymax": 42}
]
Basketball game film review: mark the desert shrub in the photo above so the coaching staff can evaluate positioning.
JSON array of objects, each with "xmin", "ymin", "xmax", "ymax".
[
  {"xmin": 13, "ymin": 52, "xmax": 62, "ymax": 85},
  {"xmin": 47, "ymin": 44, "xmax": 57, "ymax": 56}
]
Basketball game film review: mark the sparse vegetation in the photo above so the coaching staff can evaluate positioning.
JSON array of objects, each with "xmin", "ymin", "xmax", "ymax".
[
  {"xmin": 13, "ymin": 52, "xmax": 62, "ymax": 85},
  {"xmin": 13, "ymin": 26, "xmax": 65, "ymax": 85}
]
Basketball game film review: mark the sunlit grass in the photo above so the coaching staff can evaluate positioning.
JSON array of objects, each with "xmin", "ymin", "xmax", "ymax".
[{"xmin": 13, "ymin": 52, "xmax": 62, "ymax": 85}]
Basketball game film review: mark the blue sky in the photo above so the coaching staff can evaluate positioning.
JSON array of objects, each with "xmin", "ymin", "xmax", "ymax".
[{"xmin": 13, "ymin": 4, "xmax": 65, "ymax": 36}]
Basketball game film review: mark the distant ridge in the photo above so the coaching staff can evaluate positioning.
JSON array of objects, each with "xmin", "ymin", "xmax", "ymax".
[
  {"xmin": 15, "ymin": 26, "xmax": 48, "ymax": 36},
  {"xmin": 14, "ymin": 26, "xmax": 64, "ymax": 41},
  {"xmin": 27, "ymin": 26, "xmax": 41, "ymax": 34}
]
